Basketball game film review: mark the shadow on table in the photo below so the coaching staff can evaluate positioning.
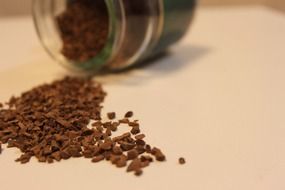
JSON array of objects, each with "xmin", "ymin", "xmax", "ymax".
[
  {"xmin": 0, "ymin": 44, "xmax": 211, "ymax": 95},
  {"xmin": 97, "ymin": 44, "xmax": 211, "ymax": 85}
]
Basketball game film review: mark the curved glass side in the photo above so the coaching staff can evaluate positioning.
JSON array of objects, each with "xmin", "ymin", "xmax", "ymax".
[{"xmin": 106, "ymin": 0, "xmax": 161, "ymax": 70}]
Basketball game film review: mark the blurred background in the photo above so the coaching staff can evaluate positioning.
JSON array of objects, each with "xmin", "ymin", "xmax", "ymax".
[{"xmin": 0, "ymin": 0, "xmax": 284, "ymax": 17}]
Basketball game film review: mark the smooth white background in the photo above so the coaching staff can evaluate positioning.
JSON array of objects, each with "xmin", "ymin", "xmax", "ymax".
[{"xmin": 0, "ymin": 6, "xmax": 285, "ymax": 190}]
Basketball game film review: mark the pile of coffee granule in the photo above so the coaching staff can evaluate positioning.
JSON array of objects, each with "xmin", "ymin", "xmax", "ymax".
[
  {"xmin": 0, "ymin": 77, "xmax": 165, "ymax": 176},
  {"xmin": 56, "ymin": 0, "xmax": 109, "ymax": 62}
]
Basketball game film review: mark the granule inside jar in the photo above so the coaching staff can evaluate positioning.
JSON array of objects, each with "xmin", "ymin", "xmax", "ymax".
[{"xmin": 56, "ymin": 0, "xmax": 109, "ymax": 62}]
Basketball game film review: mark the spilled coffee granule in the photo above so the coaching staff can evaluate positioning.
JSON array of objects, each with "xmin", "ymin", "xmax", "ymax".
[
  {"xmin": 179, "ymin": 157, "xmax": 186, "ymax": 165},
  {"xmin": 107, "ymin": 112, "xmax": 116, "ymax": 120},
  {"xmin": 0, "ymin": 77, "xmax": 166, "ymax": 176},
  {"xmin": 125, "ymin": 111, "xmax": 134, "ymax": 118},
  {"xmin": 56, "ymin": 0, "xmax": 109, "ymax": 62}
]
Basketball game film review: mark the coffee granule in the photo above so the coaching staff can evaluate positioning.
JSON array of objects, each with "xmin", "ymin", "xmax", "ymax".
[
  {"xmin": 179, "ymin": 157, "xmax": 186, "ymax": 165},
  {"xmin": 135, "ymin": 169, "xmax": 143, "ymax": 176},
  {"xmin": 131, "ymin": 126, "xmax": 140, "ymax": 135},
  {"xmin": 135, "ymin": 134, "xmax": 145, "ymax": 140},
  {"xmin": 107, "ymin": 112, "xmax": 116, "ymax": 120},
  {"xmin": 151, "ymin": 147, "xmax": 166, "ymax": 162},
  {"xmin": 127, "ymin": 149, "xmax": 139, "ymax": 160},
  {"xmin": 56, "ymin": 0, "xmax": 109, "ymax": 62},
  {"xmin": 125, "ymin": 111, "xmax": 134, "ymax": 118},
  {"xmin": 0, "ymin": 77, "xmax": 167, "ymax": 176},
  {"xmin": 129, "ymin": 121, "xmax": 139, "ymax": 127},
  {"xmin": 112, "ymin": 146, "xmax": 123, "ymax": 155},
  {"xmin": 92, "ymin": 155, "xmax": 105, "ymax": 163},
  {"xmin": 116, "ymin": 156, "xmax": 127, "ymax": 168},
  {"xmin": 127, "ymin": 158, "xmax": 142, "ymax": 172},
  {"xmin": 140, "ymin": 155, "xmax": 153, "ymax": 163},
  {"xmin": 119, "ymin": 118, "xmax": 129, "ymax": 124}
]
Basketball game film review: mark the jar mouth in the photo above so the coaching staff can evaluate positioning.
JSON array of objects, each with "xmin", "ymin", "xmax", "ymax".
[
  {"xmin": 33, "ymin": 0, "xmax": 166, "ymax": 73},
  {"xmin": 32, "ymin": 0, "xmax": 121, "ymax": 73}
]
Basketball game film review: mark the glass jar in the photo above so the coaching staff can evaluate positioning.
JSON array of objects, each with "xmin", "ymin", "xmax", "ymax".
[{"xmin": 32, "ymin": 0, "xmax": 196, "ymax": 73}]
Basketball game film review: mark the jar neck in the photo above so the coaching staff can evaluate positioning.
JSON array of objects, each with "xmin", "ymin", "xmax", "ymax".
[{"xmin": 32, "ymin": 0, "xmax": 163, "ymax": 73}]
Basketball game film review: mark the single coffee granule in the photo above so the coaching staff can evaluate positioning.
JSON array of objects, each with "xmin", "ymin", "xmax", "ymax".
[
  {"xmin": 125, "ymin": 111, "xmax": 134, "ymax": 118},
  {"xmin": 135, "ymin": 134, "xmax": 146, "ymax": 140},
  {"xmin": 127, "ymin": 149, "xmax": 139, "ymax": 160},
  {"xmin": 56, "ymin": 0, "xmax": 109, "ymax": 62},
  {"xmin": 135, "ymin": 169, "xmax": 143, "ymax": 176},
  {"xmin": 107, "ymin": 112, "xmax": 116, "ymax": 120},
  {"xmin": 119, "ymin": 118, "xmax": 129, "ymax": 124},
  {"xmin": 92, "ymin": 155, "xmax": 105, "ymax": 163},
  {"xmin": 116, "ymin": 156, "xmax": 127, "ymax": 168},
  {"xmin": 0, "ymin": 76, "xmax": 167, "ymax": 176},
  {"xmin": 127, "ymin": 158, "xmax": 142, "ymax": 172},
  {"xmin": 131, "ymin": 126, "xmax": 140, "ymax": 135},
  {"xmin": 179, "ymin": 157, "xmax": 186, "ymax": 165},
  {"xmin": 128, "ymin": 121, "xmax": 139, "ymax": 127},
  {"xmin": 112, "ymin": 146, "xmax": 123, "ymax": 155}
]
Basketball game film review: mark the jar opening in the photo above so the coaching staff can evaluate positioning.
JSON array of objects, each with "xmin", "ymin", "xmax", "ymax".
[{"xmin": 33, "ymin": 0, "xmax": 118, "ymax": 72}]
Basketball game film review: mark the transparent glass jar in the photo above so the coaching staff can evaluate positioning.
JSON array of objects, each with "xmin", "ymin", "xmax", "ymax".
[{"xmin": 32, "ymin": 0, "xmax": 196, "ymax": 73}]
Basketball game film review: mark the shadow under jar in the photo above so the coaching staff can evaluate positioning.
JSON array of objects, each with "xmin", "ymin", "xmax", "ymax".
[{"xmin": 33, "ymin": 0, "xmax": 196, "ymax": 73}]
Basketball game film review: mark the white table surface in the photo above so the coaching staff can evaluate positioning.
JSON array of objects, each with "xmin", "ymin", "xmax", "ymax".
[{"xmin": 0, "ymin": 6, "xmax": 285, "ymax": 190}]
